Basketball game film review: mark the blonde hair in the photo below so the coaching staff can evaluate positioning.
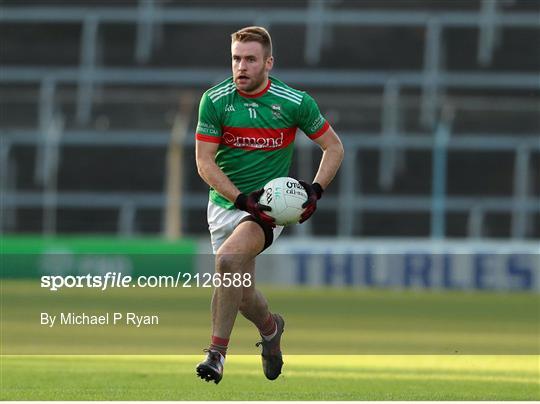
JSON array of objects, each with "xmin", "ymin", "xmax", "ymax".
[{"xmin": 231, "ymin": 26, "xmax": 272, "ymax": 58}]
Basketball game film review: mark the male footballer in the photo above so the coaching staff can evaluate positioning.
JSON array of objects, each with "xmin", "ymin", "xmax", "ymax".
[{"xmin": 195, "ymin": 26, "xmax": 343, "ymax": 384}]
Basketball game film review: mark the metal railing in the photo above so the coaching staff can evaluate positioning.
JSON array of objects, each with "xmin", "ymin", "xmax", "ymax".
[
  {"xmin": 2, "ymin": 129, "xmax": 539, "ymax": 238},
  {"xmin": 1, "ymin": 1, "xmax": 539, "ymax": 238},
  {"xmin": 1, "ymin": 1, "xmax": 539, "ymax": 126}
]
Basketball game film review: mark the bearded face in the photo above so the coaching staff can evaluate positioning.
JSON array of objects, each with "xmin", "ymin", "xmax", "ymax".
[{"xmin": 231, "ymin": 41, "xmax": 273, "ymax": 94}]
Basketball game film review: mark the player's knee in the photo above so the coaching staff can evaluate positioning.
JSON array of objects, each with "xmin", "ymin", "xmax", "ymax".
[{"xmin": 215, "ymin": 251, "xmax": 242, "ymax": 274}]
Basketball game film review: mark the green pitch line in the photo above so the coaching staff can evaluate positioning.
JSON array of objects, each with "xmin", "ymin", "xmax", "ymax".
[{"xmin": 1, "ymin": 355, "xmax": 538, "ymax": 400}]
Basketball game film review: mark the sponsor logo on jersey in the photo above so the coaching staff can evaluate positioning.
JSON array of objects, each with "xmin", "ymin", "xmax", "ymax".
[
  {"xmin": 223, "ymin": 131, "xmax": 284, "ymax": 148},
  {"xmin": 197, "ymin": 121, "xmax": 219, "ymax": 135},
  {"xmin": 225, "ymin": 104, "xmax": 236, "ymax": 112},
  {"xmin": 221, "ymin": 126, "xmax": 296, "ymax": 151},
  {"xmin": 309, "ymin": 114, "xmax": 324, "ymax": 133},
  {"xmin": 243, "ymin": 102, "xmax": 259, "ymax": 108}
]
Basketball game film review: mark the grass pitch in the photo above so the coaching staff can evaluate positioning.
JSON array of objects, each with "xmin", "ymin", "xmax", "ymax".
[
  {"xmin": 1, "ymin": 281, "xmax": 538, "ymax": 399},
  {"xmin": 1, "ymin": 355, "xmax": 538, "ymax": 400},
  {"xmin": 2, "ymin": 282, "xmax": 537, "ymax": 355}
]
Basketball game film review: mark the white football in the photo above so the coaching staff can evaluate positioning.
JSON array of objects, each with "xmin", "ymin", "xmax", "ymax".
[{"xmin": 262, "ymin": 177, "xmax": 308, "ymax": 226}]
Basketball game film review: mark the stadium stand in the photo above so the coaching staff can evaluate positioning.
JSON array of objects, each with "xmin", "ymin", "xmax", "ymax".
[{"xmin": 1, "ymin": 0, "xmax": 539, "ymax": 238}]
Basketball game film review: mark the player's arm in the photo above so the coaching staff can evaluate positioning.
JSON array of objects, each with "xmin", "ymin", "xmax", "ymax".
[
  {"xmin": 310, "ymin": 125, "xmax": 344, "ymax": 190},
  {"xmin": 296, "ymin": 93, "xmax": 344, "ymax": 223},
  {"xmin": 196, "ymin": 140, "xmax": 275, "ymax": 225},
  {"xmin": 297, "ymin": 126, "xmax": 344, "ymax": 223},
  {"xmin": 195, "ymin": 92, "xmax": 243, "ymax": 203},
  {"xmin": 195, "ymin": 140, "xmax": 241, "ymax": 203}
]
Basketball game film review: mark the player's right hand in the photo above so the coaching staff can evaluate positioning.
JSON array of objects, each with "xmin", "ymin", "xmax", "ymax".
[
  {"xmin": 234, "ymin": 189, "xmax": 276, "ymax": 228},
  {"xmin": 298, "ymin": 181, "xmax": 324, "ymax": 223}
]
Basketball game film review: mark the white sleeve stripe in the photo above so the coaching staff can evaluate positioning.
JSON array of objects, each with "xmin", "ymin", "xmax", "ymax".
[
  {"xmin": 208, "ymin": 82, "xmax": 234, "ymax": 95},
  {"xmin": 271, "ymin": 84, "xmax": 303, "ymax": 99},
  {"xmin": 268, "ymin": 89, "xmax": 302, "ymax": 104},
  {"xmin": 268, "ymin": 89, "xmax": 301, "ymax": 105},
  {"xmin": 270, "ymin": 84, "xmax": 303, "ymax": 100},
  {"xmin": 211, "ymin": 87, "xmax": 237, "ymax": 103},
  {"xmin": 270, "ymin": 85, "xmax": 303, "ymax": 102},
  {"xmin": 209, "ymin": 85, "xmax": 235, "ymax": 101},
  {"xmin": 208, "ymin": 83, "xmax": 235, "ymax": 98}
]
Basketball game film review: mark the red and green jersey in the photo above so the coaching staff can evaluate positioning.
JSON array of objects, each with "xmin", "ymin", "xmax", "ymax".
[{"xmin": 196, "ymin": 76, "xmax": 330, "ymax": 209}]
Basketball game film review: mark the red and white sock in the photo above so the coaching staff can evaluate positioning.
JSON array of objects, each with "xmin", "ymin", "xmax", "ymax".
[
  {"xmin": 258, "ymin": 313, "xmax": 277, "ymax": 341},
  {"xmin": 210, "ymin": 335, "xmax": 229, "ymax": 361}
]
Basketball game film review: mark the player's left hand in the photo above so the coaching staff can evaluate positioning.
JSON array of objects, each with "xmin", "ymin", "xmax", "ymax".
[
  {"xmin": 298, "ymin": 181, "xmax": 324, "ymax": 223},
  {"xmin": 234, "ymin": 189, "xmax": 276, "ymax": 228}
]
